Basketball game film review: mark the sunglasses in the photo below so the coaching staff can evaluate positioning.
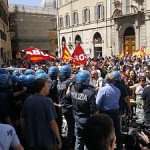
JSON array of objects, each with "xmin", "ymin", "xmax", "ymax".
[{"xmin": 140, "ymin": 80, "xmax": 145, "ymax": 82}]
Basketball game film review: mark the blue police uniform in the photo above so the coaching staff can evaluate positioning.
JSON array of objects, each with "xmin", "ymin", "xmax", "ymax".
[
  {"xmin": 70, "ymin": 84, "xmax": 98, "ymax": 150},
  {"xmin": 96, "ymin": 83, "xmax": 122, "ymax": 150},
  {"xmin": 57, "ymin": 78, "xmax": 75, "ymax": 148},
  {"xmin": 49, "ymin": 79, "xmax": 62, "ymax": 135}
]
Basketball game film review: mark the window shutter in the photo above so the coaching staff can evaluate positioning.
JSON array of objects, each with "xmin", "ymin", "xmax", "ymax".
[
  {"xmin": 94, "ymin": 6, "xmax": 98, "ymax": 22},
  {"xmin": 68, "ymin": 15, "xmax": 70, "ymax": 27},
  {"xmin": 72, "ymin": 13, "xmax": 74, "ymax": 26},
  {"xmin": 58, "ymin": 17, "xmax": 60, "ymax": 29},
  {"xmin": 62, "ymin": 17, "xmax": 63, "ymax": 28},
  {"xmin": 123, "ymin": 0, "xmax": 126, "ymax": 15},
  {"xmin": 76, "ymin": 12, "xmax": 78, "ymax": 25},
  {"xmin": 64, "ymin": 16, "xmax": 66, "ymax": 28},
  {"xmin": 87, "ymin": 9, "xmax": 90, "ymax": 23},
  {"xmin": 101, "ymin": 5, "xmax": 104, "ymax": 20},
  {"xmin": 82, "ymin": 9, "xmax": 85, "ymax": 23},
  {"xmin": 126, "ymin": 0, "xmax": 130, "ymax": 14}
]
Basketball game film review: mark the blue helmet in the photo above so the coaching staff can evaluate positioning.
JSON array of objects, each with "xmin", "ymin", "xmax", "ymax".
[
  {"xmin": 48, "ymin": 66, "xmax": 59, "ymax": 77},
  {"xmin": 0, "ymin": 68, "xmax": 8, "ymax": 74},
  {"xmin": 76, "ymin": 71, "xmax": 90, "ymax": 85},
  {"xmin": 9, "ymin": 75, "xmax": 19, "ymax": 83},
  {"xmin": 24, "ymin": 75, "xmax": 35, "ymax": 86},
  {"xmin": 112, "ymin": 71, "xmax": 121, "ymax": 81},
  {"xmin": 18, "ymin": 74, "xmax": 26, "ymax": 82},
  {"xmin": 35, "ymin": 69, "xmax": 45, "ymax": 76},
  {"xmin": 60, "ymin": 65, "xmax": 71, "ymax": 77},
  {"xmin": 24, "ymin": 69, "xmax": 35, "ymax": 75},
  {"xmin": 36, "ymin": 72, "xmax": 49, "ymax": 79},
  {"xmin": 12, "ymin": 70, "xmax": 21, "ymax": 76},
  {"xmin": 0, "ymin": 74, "xmax": 10, "ymax": 88}
]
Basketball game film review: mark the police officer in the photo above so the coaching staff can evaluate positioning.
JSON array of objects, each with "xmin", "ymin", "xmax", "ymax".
[
  {"xmin": 69, "ymin": 70, "xmax": 99, "ymax": 150},
  {"xmin": 23, "ymin": 74, "xmax": 35, "ymax": 100},
  {"xmin": 0, "ymin": 74, "xmax": 13, "ymax": 125},
  {"xmin": 12, "ymin": 70, "xmax": 21, "ymax": 77},
  {"xmin": 57, "ymin": 65, "xmax": 75, "ymax": 149},
  {"xmin": 48, "ymin": 66, "xmax": 62, "ymax": 135}
]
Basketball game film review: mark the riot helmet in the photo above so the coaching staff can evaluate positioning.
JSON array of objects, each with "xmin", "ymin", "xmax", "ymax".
[
  {"xmin": 59, "ymin": 65, "xmax": 71, "ymax": 81},
  {"xmin": 35, "ymin": 69, "xmax": 45, "ymax": 76},
  {"xmin": 13, "ymin": 70, "xmax": 21, "ymax": 76},
  {"xmin": 48, "ymin": 66, "xmax": 59, "ymax": 80},
  {"xmin": 24, "ymin": 69, "xmax": 35, "ymax": 75}
]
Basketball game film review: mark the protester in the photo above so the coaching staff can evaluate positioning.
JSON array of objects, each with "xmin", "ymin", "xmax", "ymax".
[
  {"xmin": 142, "ymin": 85, "xmax": 150, "ymax": 122},
  {"xmin": 83, "ymin": 114, "xmax": 115, "ymax": 150},
  {"xmin": 0, "ymin": 123, "xmax": 24, "ymax": 150},
  {"xmin": 20, "ymin": 78, "xmax": 62, "ymax": 150},
  {"xmin": 96, "ymin": 73, "xmax": 122, "ymax": 150}
]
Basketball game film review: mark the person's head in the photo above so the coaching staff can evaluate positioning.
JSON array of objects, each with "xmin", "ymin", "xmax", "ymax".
[
  {"xmin": 134, "ymin": 61, "xmax": 140, "ymax": 70},
  {"xmin": 144, "ymin": 69, "xmax": 150, "ymax": 78},
  {"xmin": 129, "ymin": 70, "xmax": 136, "ymax": 80},
  {"xmin": 125, "ymin": 68, "xmax": 131, "ymax": 77},
  {"xmin": 138, "ymin": 76, "xmax": 146, "ymax": 87},
  {"xmin": 75, "ymin": 70, "xmax": 90, "ymax": 91},
  {"xmin": 34, "ymin": 78, "xmax": 50, "ymax": 96},
  {"xmin": 111, "ymin": 71, "xmax": 121, "ymax": 82},
  {"xmin": 91, "ymin": 70, "xmax": 99, "ymax": 80},
  {"xmin": 83, "ymin": 114, "xmax": 115, "ymax": 150},
  {"xmin": 48, "ymin": 66, "xmax": 59, "ymax": 80},
  {"xmin": 59, "ymin": 65, "xmax": 71, "ymax": 81},
  {"xmin": 105, "ymin": 73, "xmax": 114, "ymax": 83}
]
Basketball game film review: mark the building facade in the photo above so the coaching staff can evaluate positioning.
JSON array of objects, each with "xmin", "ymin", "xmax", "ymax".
[
  {"xmin": 0, "ymin": 0, "xmax": 11, "ymax": 63},
  {"xmin": 9, "ymin": 4, "xmax": 57, "ymax": 58},
  {"xmin": 57, "ymin": 0, "xmax": 149, "ymax": 58}
]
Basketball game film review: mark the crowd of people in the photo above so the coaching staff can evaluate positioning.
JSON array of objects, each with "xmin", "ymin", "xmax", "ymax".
[{"xmin": 0, "ymin": 54, "xmax": 150, "ymax": 150}]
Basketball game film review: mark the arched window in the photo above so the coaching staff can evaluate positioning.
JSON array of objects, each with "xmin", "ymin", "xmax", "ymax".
[
  {"xmin": 93, "ymin": 32, "xmax": 102, "ymax": 44},
  {"xmin": 75, "ymin": 35, "xmax": 81, "ymax": 44}
]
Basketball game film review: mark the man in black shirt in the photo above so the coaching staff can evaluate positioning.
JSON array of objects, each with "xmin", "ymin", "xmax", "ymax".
[{"xmin": 142, "ymin": 86, "xmax": 150, "ymax": 121}]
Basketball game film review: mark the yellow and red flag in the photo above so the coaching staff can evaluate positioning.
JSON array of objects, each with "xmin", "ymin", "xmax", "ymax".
[
  {"xmin": 62, "ymin": 44, "xmax": 71, "ymax": 62},
  {"xmin": 120, "ymin": 49, "xmax": 124, "ymax": 58}
]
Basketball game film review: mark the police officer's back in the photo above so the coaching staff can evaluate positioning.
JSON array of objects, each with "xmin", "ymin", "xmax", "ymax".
[
  {"xmin": 69, "ymin": 70, "xmax": 99, "ymax": 150},
  {"xmin": 70, "ymin": 71, "xmax": 99, "ymax": 126}
]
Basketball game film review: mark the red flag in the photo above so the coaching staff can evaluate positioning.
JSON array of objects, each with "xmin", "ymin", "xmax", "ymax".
[
  {"xmin": 62, "ymin": 44, "xmax": 71, "ymax": 62},
  {"xmin": 22, "ymin": 48, "xmax": 57, "ymax": 63},
  {"xmin": 71, "ymin": 44, "xmax": 87, "ymax": 66},
  {"xmin": 140, "ymin": 46, "xmax": 145, "ymax": 52}
]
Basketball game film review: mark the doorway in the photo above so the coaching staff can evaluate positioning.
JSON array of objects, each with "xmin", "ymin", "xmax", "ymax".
[
  {"xmin": 93, "ymin": 32, "xmax": 102, "ymax": 57},
  {"xmin": 124, "ymin": 27, "xmax": 135, "ymax": 55}
]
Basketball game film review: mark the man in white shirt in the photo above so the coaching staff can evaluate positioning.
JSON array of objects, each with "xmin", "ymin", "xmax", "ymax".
[{"xmin": 0, "ymin": 123, "xmax": 24, "ymax": 150}]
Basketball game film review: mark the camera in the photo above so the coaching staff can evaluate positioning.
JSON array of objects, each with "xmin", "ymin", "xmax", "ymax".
[{"xmin": 124, "ymin": 120, "xmax": 150, "ymax": 150}]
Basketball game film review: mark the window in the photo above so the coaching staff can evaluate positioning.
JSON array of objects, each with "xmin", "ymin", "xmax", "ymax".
[
  {"xmin": 72, "ymin": 11, "xmax": 78, "ymax": 25},
  {"xmin": 65, "ymin": 14, "xmax": 70, "ymax": 28},
  {"xmin": 59, "ymin": 0, "xmax": 62, "ymax": 6},
  {"xmin": 126, "ymin": 0, "xmax": 130, "ymax": 14},
  {"xmin": 82, "ymin": 8, "xmax": 90, "ymax": 23},
  {"xmin": 95, "ymin": 4, "xmax": 104, "ymax": 21},
  {"xmin": 59, "ymin": 17, "xmax": 63, "ymax": 28},
  {"xmin": 122, "ymin": 0, "xmax": 131, "ymax": 15}
]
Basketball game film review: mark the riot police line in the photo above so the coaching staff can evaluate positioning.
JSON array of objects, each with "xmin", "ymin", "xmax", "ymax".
[{"xmin": 0, "ymin": 55, "xmax": 150, "ymax": 150}]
